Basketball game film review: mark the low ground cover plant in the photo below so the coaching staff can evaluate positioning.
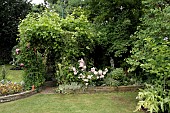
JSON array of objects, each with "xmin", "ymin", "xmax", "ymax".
[
  {"xmin": 135, "ymin": 84, "xmax": 170, "ymax": 113},
  {"xmin": 0, "ymin": 80, "xmax": 24, "ymax": 96}
]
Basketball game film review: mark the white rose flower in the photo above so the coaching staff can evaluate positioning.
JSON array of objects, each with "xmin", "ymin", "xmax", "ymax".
[
  {"xmin": 87, "ymin": 75, "xmax": 93, "ymax": 79},
  {"xmin": 98, "ymin": 70, "xmax": 102, "ymax": 75},
  {"xmin": 91, "ymin": 67, "xmax": 95, "ymax": 73},
  {"xmin": 83, "ymin": 79, "xmax": 88, "ymax": 82},
  {"xmin": 94, "ymin": 71, "xmax": 98, "ymax": 75},
  {"xmin": 100, "ymin": 75, "xmax": 104, "ymax": 78},
  {"xmin": 103, "ymin": 71, "xmax": 106, "ymax": 75},
  {"xmin": 105, "ymin": 68, "xmax": 108, "ymax": 72},
  {"xmin": 72, "ymin": 67, "xmax": 76, "ymax": 72}
]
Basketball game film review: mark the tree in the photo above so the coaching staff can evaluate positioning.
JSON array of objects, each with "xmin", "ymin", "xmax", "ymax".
[
  {"xmin": 84, "ymin": 0, "xmax": 142, "ymax": 68},
  {"xmin": 127, "ymin": 1, "xmax": 170, "ymax": 112},
  {"xmin": 45, "ymin": 0, "xmax": 86, "ymax": 18},
  {"xmin": 0, "ymin": 0, "xmax": 31, "ymax": 64}
]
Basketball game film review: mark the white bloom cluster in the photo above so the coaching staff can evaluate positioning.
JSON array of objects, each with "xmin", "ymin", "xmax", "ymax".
[
  {"xmin": 90, "ymin": 67, "xmax": 108, "ymax": 79},
  {"xmin": 78, "ymin": 58, "xmax": 86, "ymax": 71},
  {"xmin": 71, "ymin": 58, "xmax": 109, "ymax": 86}
]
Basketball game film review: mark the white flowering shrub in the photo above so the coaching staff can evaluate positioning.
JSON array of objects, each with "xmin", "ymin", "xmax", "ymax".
[{"xmin": 70, "ymin": 58, "xmax": 108, "ymax": 86}]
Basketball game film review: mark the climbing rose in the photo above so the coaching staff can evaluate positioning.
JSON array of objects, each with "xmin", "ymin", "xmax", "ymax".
[
  {"xmin": 100, "ymin": 75, "xmax": 105, "ymax": 78},
  {"xmin": 94, "ymin": 71, "xmax": 98, "ymax": 75},
  {"xmin": 98, "ymin": 70, "xmax": 102, "ymax": 75},
  {"xmin": 20, "ymin": 63, "xmax": 24, "ymax": 67},
  {"xmin": 16, "ymin": 48, "xmax": 20, "ymax": 54},
  {"xmin": 74, "ymin": 71, "xmax": 78, "ymax": 75},
  {"xmin": 87, "ymin": 75, "xmax": 93, "ymax": 79},
  {"xmin": 78, "ymin": 58, "xmax": 85, "ymax": 68},
  {"xmin": 91, "ymin": 67, "xmax": 95, "ymax": 73}
]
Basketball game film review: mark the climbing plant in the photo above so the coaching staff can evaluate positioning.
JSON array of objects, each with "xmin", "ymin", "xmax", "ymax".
[{"xmin": 18, "ymin": 10, "xmax": 95, "ymax": 88}]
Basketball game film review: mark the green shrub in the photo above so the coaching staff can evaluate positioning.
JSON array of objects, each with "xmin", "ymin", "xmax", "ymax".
[
  {"xmin": 104, "ymin": 68, "xmax": 127, "ymax": 86},
  {"xmin": 1, "ymin": 65, "xmax": 7, "ymax": 80},
  {"xmin": 104, "ymin": 78, "xmax": 120, "ymax": 86},
  {"xmin": 56, "ymin": 82, "xmax": 82, "ymax": 94},
  {"xmin": 108, "ymin": 68, "xmax": 125, "ymax": 80},
  {"xmin": 18, "ymin": 10, "xmax": 96, "ymax": 88},
  {"xmin": 135, "ymin": 84, "xmax": 170, "ymax": 113},
  {"xmin": 127, "ymin": 2, "xmax": 170, "ymax": 113},
  {"xmin": 55, "ymin": 58, "xmax": 109, "ymax": 86}
]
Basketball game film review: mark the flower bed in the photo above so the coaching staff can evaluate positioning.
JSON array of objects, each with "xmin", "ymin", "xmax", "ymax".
[
  {"xmin": 0, "ymin": 90, "xmax": 37, "ymax": 103},
  {"xmin": 0, "ymin": 80, "xmax": 38, "ymax": 103},
  {"xmin": 0, "ymin": 80, "xmax": 24, "ymax": 96}
]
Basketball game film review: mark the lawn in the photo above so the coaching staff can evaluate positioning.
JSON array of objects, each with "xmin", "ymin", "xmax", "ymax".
[
  {"xmin": 0, "ymin": 92, "xmax": 143, "ymax": 113},
  {"xmin": 0, "ymin": 65, "xmax": 23, "ymax": 82},
  {"xmin": 0, "ymin": 65, "xmax": 143, "ymax": 113}
]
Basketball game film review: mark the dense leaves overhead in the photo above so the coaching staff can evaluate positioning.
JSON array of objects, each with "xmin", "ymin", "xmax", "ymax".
[
  {"xmin": 45, "ymin": 0, "xmax": 86, "ymax": 18},
  {"xmin": 18, "ymin": 10, "xmax": 96, "ymax": 88},
  {"xmin": 0, "ymin": 0, "xmax": 31, "ymax": 64},
  {"xmin": 127, "ymin": 1, "xmax": 170, "ymax": 112},
  {"xmin": 83, "ymin": 0, "xmax": 142, "ymax": 68}
]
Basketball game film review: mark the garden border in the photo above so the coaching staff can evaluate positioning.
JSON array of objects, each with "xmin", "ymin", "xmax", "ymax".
[
  {"xmin": 56, "ymin": 85, "xmax": 144, "ymax": 94},
  {"xmin": 0, "ymin": 90, "xmax": 37, "ymax": 103},
  {"xmin": 86, "ymin": 85, "xmax": 143, "ymax": 93},
  {"xmin": 0, "ymin": 85, "xmax": 143, "ymax": 103}
]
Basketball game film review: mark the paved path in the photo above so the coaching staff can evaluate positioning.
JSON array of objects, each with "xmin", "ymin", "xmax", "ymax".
[{"xmin": 40, "ymin": 87, "xmax": 56, "ymax": 94}]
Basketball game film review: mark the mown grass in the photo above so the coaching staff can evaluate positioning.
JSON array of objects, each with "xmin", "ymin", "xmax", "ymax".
[
  {"xmin": 0, "ymin": 65, "xmax": 23, "ymax": 82},
  {"xmin": 0, "ymin": 92, "xmax": 143, "ymax": 113}
]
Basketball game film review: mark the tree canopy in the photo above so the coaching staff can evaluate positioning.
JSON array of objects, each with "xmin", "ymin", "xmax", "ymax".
[{"xmin": 0, "ymin": 0, "xmax": 31, "ymax": 64}]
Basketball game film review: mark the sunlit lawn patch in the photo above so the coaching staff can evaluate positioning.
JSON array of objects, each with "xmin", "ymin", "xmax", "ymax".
[
  {"xmin": 0, "ymin": 92, "xmax": 143, "ymax": 113},
  {"xmin": 0, "ymin": 65, "xmax": 23, "ymax": 82}
]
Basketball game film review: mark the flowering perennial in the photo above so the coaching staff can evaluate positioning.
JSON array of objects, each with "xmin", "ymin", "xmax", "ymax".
[{"xmin": 71, "ymin": 58, "xmax": 108, "ymax": 86}]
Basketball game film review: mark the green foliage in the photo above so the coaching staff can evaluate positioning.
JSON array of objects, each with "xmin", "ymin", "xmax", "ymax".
[
  {"xmin": 18, "ymin": 10, "xmax": 95, "ymax": 88},
  {"xmin": 55, "ymin": 63, "xmax": 76, "ymax": 85},
  {"xmin": 104, "ymin": 78, "xmax": 121, "ymax": 87},
  {"xmin": 0, "ymin": 0, "xmax": 31, "ymax": 63},
  {"xmin": 18, "ymin": 42, "xmax": 45, "ymax": 89},
  {"xmin": 56, "ymin": 82, "xmax": 82, "ymax": 94},
  {"xmin": 108, "ymin": 68, "xmax": 125, "ymax": 80},
  {"xmin": 46, "ymin": 0, "xmax": 86, "ymax": 18},
  {"xmin": 84, "ymin": 0, "xmax": 142, "ymax": 68},
  {"xmin": 135, "ymin": 84, "xmax": 170, "ymax": 113},
  {"xmin": 127, "ymin": 4, "xmax": 170, "ymax": 85},
  {"xmin": 55, "ymin": 58, "xmax": 108, "ymax": 86},
  {"xmin": 127, "ymin": 1, "xmax": 170, "ymax": 112},
  {"xmin": 1, "ymin": 65, "xmax": 7, "ymax": 80},
  {"xmin": 104, "ymin": 68, "xmax": 129, "ymax": 86}
]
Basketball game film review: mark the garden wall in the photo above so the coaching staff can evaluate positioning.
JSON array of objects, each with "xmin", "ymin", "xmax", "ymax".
[
  {"xmin": 86, "ymin": 85, "xmax": 143, "ymax": 93},
  {"xmin": 57, "ymin": 85, "xmax": 143, "ymax": 94},
  {"xmin": 0, "ymin": 90, "xmax": 37, "ymax": 103}
]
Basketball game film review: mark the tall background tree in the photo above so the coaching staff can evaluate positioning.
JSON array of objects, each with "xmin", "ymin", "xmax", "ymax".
[
  {"xmin": 43, "ymin": 0, "xmax": 142, "ymax": 70},
  {"xmin": 0, "ymin": 0, "xmax": 31, "ymax": 64},
  {"xmin": 45, "ymin": 0, "xmax": 86, "ymax": 18},
  {"xmin": 84, "ymin": 0, "xmax": 142, "ymax": 69}
]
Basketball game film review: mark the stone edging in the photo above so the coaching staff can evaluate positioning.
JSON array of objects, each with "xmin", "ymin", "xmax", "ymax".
[
  {"xmin": 87, "ymin": 85, "xmax": 143, "ymax": 93},
  {"xmin": 0, "ymin": 90, "xmax": 37, "ymax": 103},
  {"xmin": 0, "ymin": 85, "xmax": 143, "ymax": 103},
  {"xmin": 57, "ymin": 85, "xmax": 144, "ymax": 94}
]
